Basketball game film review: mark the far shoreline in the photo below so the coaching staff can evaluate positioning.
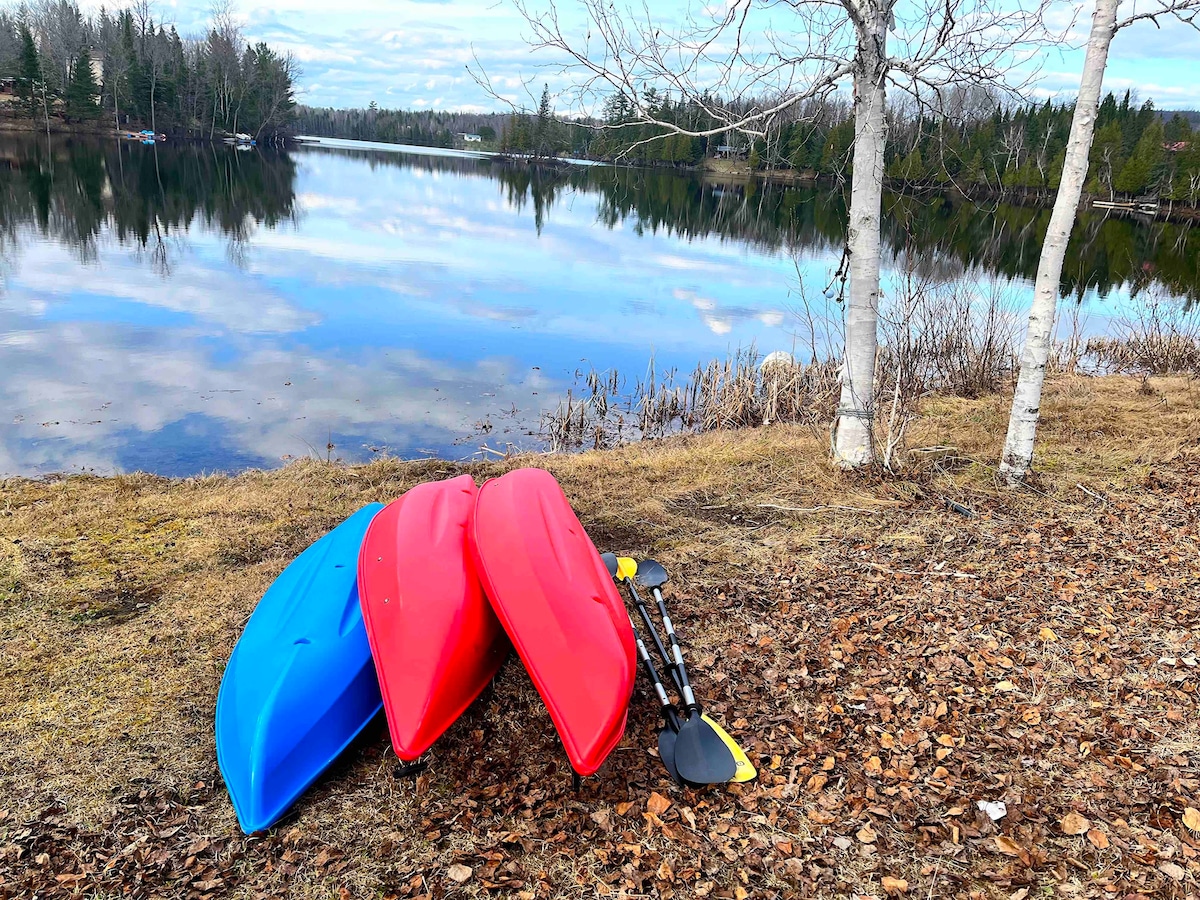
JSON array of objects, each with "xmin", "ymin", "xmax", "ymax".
[{"xmin": 9, "ymin": 117, "xmax": 1198, "ymax": 222}]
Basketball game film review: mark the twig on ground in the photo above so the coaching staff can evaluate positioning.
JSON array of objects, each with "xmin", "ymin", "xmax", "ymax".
[
  {"xmin": 758, "ymin": 503, "xmax": 878, "ymax": 514},
  {"xmin": 1076, "ymin": 482, "xmax": 1109, "ymax": 504}
]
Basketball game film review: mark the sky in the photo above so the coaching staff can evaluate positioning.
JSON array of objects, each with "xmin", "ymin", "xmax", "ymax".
[{"xmin": 133, "ymin": 0, "xmax": 1200, "ymax": 112}]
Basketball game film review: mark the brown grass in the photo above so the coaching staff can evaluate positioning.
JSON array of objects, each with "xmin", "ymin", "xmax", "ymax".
[{"xmin": 1, "ymin": 375, "xmax": 1199, "ymax": 899}]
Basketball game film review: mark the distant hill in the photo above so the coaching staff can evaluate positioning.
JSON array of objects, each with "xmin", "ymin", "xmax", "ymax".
[{"xmin": 1163, "ymin": 110, "xmax": 1200, "ymax": 127}]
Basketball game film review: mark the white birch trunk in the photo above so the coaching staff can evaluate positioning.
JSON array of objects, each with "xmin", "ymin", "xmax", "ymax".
[
  {"xmin": 833, "ymin": 17, "xmax": 888, "ymax": 468},
  {"xmin": 999, "ymin": 0, "xmax": 1117, "ymax": 483}
]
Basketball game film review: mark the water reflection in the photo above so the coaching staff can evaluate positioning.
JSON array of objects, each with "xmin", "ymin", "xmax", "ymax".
[
  {"xmin": 0, "ymin": 134, "xmax": 1196, "ymax": 476},
  {"xmin": 313, "ymin": 143, "xmax": 1200, "ymax": 303},
  {"xmin": 0, "ymin": 135, "xmax": 297, "ymax": 268}
]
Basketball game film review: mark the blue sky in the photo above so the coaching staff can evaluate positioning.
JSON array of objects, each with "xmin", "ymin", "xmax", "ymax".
[{"xmin": 137, "ymin": 0, "xmax": 1200, "ymax": 112}]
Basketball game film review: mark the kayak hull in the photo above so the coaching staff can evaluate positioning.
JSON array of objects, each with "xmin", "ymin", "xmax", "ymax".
[
  {"xmin": 469, "ymin": 468, "xmax": 635, "ymax": 776},
  {"xmin": 216, "ymin": 505, "xmax": 384, "ymax": 834},
  {"xmin": 359, "ymin": 475, "xmax": 508, "ymax": 760}
]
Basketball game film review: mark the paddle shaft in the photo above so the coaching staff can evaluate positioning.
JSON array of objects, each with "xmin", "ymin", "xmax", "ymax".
[
  {"xmin": 626, "ymin": 581, "xmax": 697, "ymax": 711},
  {"xmin": 628, "ymin": 583, "xmax": 681, "ymax": 690},
  {"xmin": 628, "ymin": 615, "xmax": 682, "ymax": 732}
]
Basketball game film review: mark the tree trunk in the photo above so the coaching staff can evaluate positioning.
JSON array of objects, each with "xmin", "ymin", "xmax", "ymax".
[
  {"xmin": 999, "ymin": 0, "xmax": 1117, "ymax": 483},
  {"xmin": 41, "ymin": 82, "xmax": 51, "ymax": 137},
  {"xmin": 833, "ymin": 24, "xmax": 888, "ymax": 468}
]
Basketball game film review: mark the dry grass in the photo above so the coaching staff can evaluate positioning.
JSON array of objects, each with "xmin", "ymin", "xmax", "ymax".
[{"xmin": 1, "ymin": 375, "xmax": 1199, "ymax": 899}]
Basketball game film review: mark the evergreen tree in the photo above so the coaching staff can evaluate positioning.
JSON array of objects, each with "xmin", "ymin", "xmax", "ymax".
[
  {"xmin": 15, "ymin": 21, "xmax": 40, "ymax": 116},
  {"xmin": 962, "ymin": 150, "xmax": 986, "ymax": 186},
  {"xmin": 1164, "ymin": 113, "xmax": 1192, "ymax": 144},
  {"xmin": 1115, "ymin": 118, "xmax": 1166, "ymax": 195},
  {"xmin": 534, "ymin": 84, "xmax": 553, "ymax": 158},
  {"xmin": 64, "ymin": 47, "xmax": 100, "ymax": 121},
  {"xmin": 1088, "ymin": 120, "xmax": 1126, "ymax": 196}
]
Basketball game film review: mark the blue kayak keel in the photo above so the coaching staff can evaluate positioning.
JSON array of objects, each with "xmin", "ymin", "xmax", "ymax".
[{"xmin": 216, "ymin": 504, "xmax": 384, "ymax": 833}]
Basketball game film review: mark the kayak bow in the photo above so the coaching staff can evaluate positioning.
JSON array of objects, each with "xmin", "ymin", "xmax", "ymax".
[
  {"xmin": 470, "ymin": 468, "xmax": 636, "ymax": 776},
  {"xmin": 216, "ymin": 505, "xmax": 384, "ymax": 833},
  {"xmin": 358, "ymin": 474, "xmax": 508, "ymax": 761}
]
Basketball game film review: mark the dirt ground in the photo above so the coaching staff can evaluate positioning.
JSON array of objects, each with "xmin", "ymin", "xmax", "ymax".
[{"xmin": 1, "ymin": 376, "xmax": 1199, "ymax": 899}]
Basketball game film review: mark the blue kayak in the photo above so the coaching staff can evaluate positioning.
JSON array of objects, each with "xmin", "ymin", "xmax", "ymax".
[{"xmin": 216, "ymin": 504, "xmax": 384, "ymax": 833}]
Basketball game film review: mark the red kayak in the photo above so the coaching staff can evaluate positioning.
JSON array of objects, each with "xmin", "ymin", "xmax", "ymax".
[
  {"xmin": 470, "ymin": 468, "xmax": 636, "ymax": 776},
  {"xmin": 359, "ymin": 475, "xmax": 508, "ymax": 761}
]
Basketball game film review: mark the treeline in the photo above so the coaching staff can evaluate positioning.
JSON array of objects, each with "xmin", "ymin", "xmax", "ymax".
[
  {"xmin": 578, "ymin": 88, "xmax": 1200, "ymax": 206},
  {"xmin": 498, "ymin": 86, "xmax": 593, "ymax": 158},
  {"xmin": 0, "ymin": 2, "xmax": 297, "ymax": 139},
  {"xmin": 885, "ymin": 92, "xmax": 1200, "ymax": 204},
  {"xmin": 293, "ymin": 105, "xmax": 509, "ymax": 147}
]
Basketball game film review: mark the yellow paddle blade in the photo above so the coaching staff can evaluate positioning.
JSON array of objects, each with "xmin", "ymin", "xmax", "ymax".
[
  {"xmin": 616, "ymin": 556, "xmax": 638, "ymax": 582},
  {"xmin": 701, "ymin": 714, "xmax": 757, "ymax": 782}
]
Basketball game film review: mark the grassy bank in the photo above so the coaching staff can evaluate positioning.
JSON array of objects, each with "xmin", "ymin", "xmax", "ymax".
[{"xmin": 2, "ymin": 376, "xmax": 1199, "ymax": 899}]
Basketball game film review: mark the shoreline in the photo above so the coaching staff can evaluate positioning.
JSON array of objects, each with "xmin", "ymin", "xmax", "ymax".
[
  {"xmin": 0, "ymin": 115, "xmax": 286, "ymax": 146},
  {"xmin": 700, "ymin": 158, "xmax": 1200, "ymax": 223},
  {"xmin": 0, "ymin": 372, "xmax": 1191, "ymax": 484},
  {"xmin": 8, "ymin": 117, "xmax": 1196, "ymax": 221}
]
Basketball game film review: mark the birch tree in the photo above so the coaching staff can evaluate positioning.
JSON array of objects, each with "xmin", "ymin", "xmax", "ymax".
[
  {"xmin": 999, "ymin": 0, "xmax": 1200, "ymax": 484},
  {"xmin": 487, "ymin": 0, "xmax": 1051, "ymax": 467}
]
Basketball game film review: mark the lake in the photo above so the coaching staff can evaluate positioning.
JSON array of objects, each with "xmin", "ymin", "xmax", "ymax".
[{"xmin": 1, "ymin": 134, "xmax": 1196, "ymax": 477}]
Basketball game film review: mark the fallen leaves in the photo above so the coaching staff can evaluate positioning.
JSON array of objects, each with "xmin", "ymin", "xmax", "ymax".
[
  {"xmin": 645, "ymin": 792, "xmax": 672, "ymax": 816},
  {"xmin": 1060, "ymin": 811, "xmax": 1091, "ymax": 835},
  {"xmin": 1159, "ymin": 861, "xmax": 1186, "ymax": 881},
  {"xmin": 994, "ymin": 836, "xmax": 1024, "ymax": 857},
  {"xmin": 5, "ymin": 435, "xmax": 1200, "ymax": 899},
  {"xmin": 1183, "ymin": 807, "xmax": 1200, "ymax": 832}
]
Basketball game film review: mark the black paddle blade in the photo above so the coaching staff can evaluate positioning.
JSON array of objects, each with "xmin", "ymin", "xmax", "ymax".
[
  {"xmin": 600, "ymin": 552, "xmax": 619, "ymax": 579},
  {"xmin": 635, "ymin": 558, "xmax": 669, "ymax": 590},
  {"xmin": 673, "ymin": 716, "xmax": 737, "ymax": 785},
  {"xmin": 657, "ymin": 726, "xmax": 682, "ymax": 785}
]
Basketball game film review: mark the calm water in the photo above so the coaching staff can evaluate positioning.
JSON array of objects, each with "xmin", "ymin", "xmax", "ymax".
[{"xmin": 1, "ymin": 134, "xmax": 1196, "ymax": 477}]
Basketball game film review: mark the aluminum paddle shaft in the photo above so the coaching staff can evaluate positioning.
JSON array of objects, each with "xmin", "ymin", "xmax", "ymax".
[{"xmin": 623, "ymin": 563, "xmax": 734, "ymax": 785}]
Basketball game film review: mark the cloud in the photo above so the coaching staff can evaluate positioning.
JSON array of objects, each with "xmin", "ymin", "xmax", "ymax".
[
  {"xmin": 75, "ymin": 0, "xmax": 1200, "ymax": 110},
  {"xmin": 702, "ymin": 315, "xmax": 733, "ymax": 335},
  {"xmin": 757, "ymin": 311, "xmax": 785, "ymax": 327},
  {"xmin": 9, "ymin": 244, "xmax": 318, "ymax": 334},
  {"xmin": 0, "ymin": 307, "xmax": 559, "ymax": 476}
]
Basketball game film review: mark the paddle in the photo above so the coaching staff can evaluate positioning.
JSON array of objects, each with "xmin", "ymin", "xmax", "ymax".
[
  {"xmin": 630, "ymin": 616, "xmax": 685, "ymax": 785},
  {"xmin": 600, "ymin": 553, "xmax": 682, "ymax": 784},
  {"xmin": 613, "ymin": 561, "xmax": 735, "ymax": 785},
  {"xmin": 633, "ymin": 557, "xmax": 757, "ymax": 784},
  {"xmin": 700, "ymin": 713, "xmax": 757, "ymax": 783}
]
